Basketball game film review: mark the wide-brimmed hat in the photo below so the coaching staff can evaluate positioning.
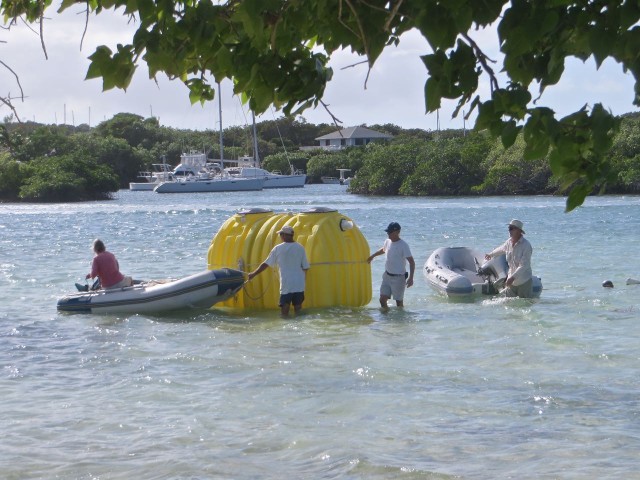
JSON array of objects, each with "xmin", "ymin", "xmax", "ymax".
[
  {"xmin": 277, "ymin": 225, "xmax": 294, "ymax": 235},
  {"xmin": 508, "ymin": 219, "xmax": 525, "ymax": 234},
  {"xmin": 384, "ymin": 222, "xmax": 401, "ymax": 233}
]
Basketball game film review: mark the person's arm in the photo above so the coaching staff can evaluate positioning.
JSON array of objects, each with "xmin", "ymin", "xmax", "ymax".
[
  {"xmin": 485, "ymin": 240, "xmax": 507, "ymax": 260},
  {"xmin": 248, "ymin": 262, "xmax": 269, "ymax": 280},
  {"xmin": 301, "ymin": 249, "xmax": 310, "ymax": 271},
  {"xmin": 367, "ymin": 247, "xmax": 384, "ymax": 263},
  {"xmin": 86, "ymin": 257, "xmax": 98, "ymax": 279},
  {"xmin": 406, "ymin": 256, "xmax": 415, "ymax": 288}
]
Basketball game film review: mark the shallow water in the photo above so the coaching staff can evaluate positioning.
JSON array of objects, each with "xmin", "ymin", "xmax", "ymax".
[{"xmin": 1, "ymin": 186, "xmax": 639, "ymax": 479}]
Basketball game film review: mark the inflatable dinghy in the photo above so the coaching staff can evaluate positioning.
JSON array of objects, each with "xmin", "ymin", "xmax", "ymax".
[
  {"xmin": 424, "ymin": 247, "xmax": 542, "ymax": 297},
  {"xmin": 57, "ymin": 268, "xmax": 245, "ymax": 314}
]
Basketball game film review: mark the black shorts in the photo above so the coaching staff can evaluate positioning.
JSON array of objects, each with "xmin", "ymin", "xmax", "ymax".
[{"xmin": 279, "ymin": 292, "xmax": 305, "ymax": 307}]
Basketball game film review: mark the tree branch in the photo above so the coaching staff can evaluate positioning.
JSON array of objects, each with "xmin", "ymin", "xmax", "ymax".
[
  {"xmin": 319, "ymin": 99, "xmax": 343, "ymax": 132},
  {"xmin": 80, "ymin": 4, "xmax": 90, "ymax": 51},
  {"xmin": 340, "ymin": 59, "xmax": 369, "ymax": 70},
  {"xmin": 461, "ymin": 32, "xmax": 498, "ymax": 93},
  {"xmin": 0, "ymin": 96, "xmax": 22, "ymax": 122},
  {"xmin": 1, "ymin": 60, "xmax": 25, "ymax": 102},
  {"xmin": 339, "ymin": 59, "xmax": 372, "ymax": 89},
  {"xmin": 38, "ymin": 0, "xmax": 48, "ymax": 60},
  {"xmin": 337, "ymin": 0, "xmax": 360, "ymax": 41},
  {"xmin": 384, "ymin": 0, "xmax": 404, "ymax": 32},
  {"xmin": 340, "ymin": 0, "xmax": 371, "ymax": 62}
]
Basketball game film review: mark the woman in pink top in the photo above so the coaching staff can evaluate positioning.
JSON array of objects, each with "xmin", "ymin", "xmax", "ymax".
[{"xmin": 86, "ymin": 239, "xmax": 132, "ymax": 289}]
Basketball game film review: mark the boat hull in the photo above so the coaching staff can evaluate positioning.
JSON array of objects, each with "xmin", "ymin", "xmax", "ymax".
[
  {"xmin": 57, "ymin": 269, "xmax": 245, "ymax": 314},
  {"xmin": 321, "ymin": 177, "xmax": 340, "ymax": 184},
  {"xmin": 263, "ymin": 175, "xmax": 306, "ymax": 188},
  {"xmin": 154, "ymin": 177, "xmax": 263, "ymax": 193},
  {"xmin": 424, "ymin": 247, "xmax": 542, "ymax": 297},
  {"xmin": 129, "ymin": 182, "xmax": 157, "ymax": 191},
  {"xmin": 226, "ymin": 167, "xmax": 306, "ymax": 188}
]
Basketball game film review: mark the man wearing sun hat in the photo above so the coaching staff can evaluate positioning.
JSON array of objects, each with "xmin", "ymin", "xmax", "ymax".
[
  {"xmin": 485, "ymin": 219, "xmax": 533, "ymax": 298},
  {"xmin": 248, "ymin": 225, "xmax": 310, "ymax": 316},
  {"xmin": 367, "ymin": 221, "xmax": 415, "ymax": 309}
]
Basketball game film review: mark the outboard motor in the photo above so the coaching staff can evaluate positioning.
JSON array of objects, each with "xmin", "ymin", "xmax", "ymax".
[
  {"xmin": 477, "ymin": 255, "xmax": 509, "ymax": 293},
  {"xmin": 477, "ymin": 256, "xmax": 508, "ymax": 280},
  {"xmin": 478, "ymin": 259, "xmax": 496, "ymax": 277}
]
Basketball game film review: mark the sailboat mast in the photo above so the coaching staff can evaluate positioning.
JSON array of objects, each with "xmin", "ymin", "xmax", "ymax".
[
  {"xmin": 252, "ymin": 112, "xmax": 260, "ymax": 166},
  {"xmin": 218, "ymin": 82, "xmax": 224, "ymax": 163}
]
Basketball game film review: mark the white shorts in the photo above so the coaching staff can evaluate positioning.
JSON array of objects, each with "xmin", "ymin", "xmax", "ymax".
[
  {"xmin": 380, "ymin": 272, "xmax": 406, "ymax": 301},
  {"xmin": 105, "ymin": 276, "xmax": 133, "ymax": 290}
]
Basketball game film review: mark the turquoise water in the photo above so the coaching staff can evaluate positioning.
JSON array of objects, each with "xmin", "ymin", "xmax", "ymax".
[{"xmin": 1, "ymin": 186, "xmax": 639, "ymax": 479}]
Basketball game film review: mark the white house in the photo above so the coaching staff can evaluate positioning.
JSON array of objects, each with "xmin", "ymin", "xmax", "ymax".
[{"xmin": 312, "ymin": 126, "xmax": 393, "ymax": 150}]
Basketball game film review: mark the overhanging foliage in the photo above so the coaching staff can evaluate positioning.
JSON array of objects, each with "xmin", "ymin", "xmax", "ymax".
[{"xmin": 2, "ymin": 0, "xmax": 640, "ymax": 209}]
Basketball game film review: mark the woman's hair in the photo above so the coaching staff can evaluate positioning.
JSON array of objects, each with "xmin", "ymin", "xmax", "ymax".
[{"xmin": 93, "ymin": 239, "xmax": 106, "ymax": 253}]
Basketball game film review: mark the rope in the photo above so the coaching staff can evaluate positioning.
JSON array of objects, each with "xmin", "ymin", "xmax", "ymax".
[
  {"xmin": 308, "ymin": 260, "xmax": 368, "ymax": 266},
  {"xmin": 270, "ymin": 107, "xmax": 294, "ymax": 173},
  {"xmin": 242, "ymin": 281, "xmax": 271, "ymax": 301},
  {"xmin": 241, "ymin": 271, "xmax": 276, "ymax": 301},
  {"xmin": 239, "ymin": 260, "xmax": 368, "ymax": 301}
]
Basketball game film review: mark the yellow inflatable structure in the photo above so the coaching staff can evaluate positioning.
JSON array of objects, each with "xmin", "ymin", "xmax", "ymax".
[{"xmin": 207, "ymin": 207, "xmax": 372, "ymax": 309}]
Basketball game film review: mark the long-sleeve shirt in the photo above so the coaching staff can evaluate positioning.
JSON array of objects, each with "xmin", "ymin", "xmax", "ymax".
[
  {"xmin": 489, "ymin": 236, "xmax": 532, "ymax": 286},
  {"xmin": 90, "ymin": 251, "xmax": 125, "ymax": 288}
]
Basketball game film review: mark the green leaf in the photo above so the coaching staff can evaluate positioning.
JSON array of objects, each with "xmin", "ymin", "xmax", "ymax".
[
  {"xmin": 522, "ymin": 118, "xmax": 551, "ymax": 161},
  {"xmin": 500, "ymin": 121, "xmax": 520, "ymax": 148},
  {"xmin": 588, "ymin": 27, "xmax": 615, "ymax": 69},
  {"xmin": 86, "ymin": 46, "xmax": 114, "ymax": 80},
  {"xmin": 415, "ymin": 5, "xmax": 458, "ymax": 50},
  {"xmin": 565, "ymin": 182, "xmax": 592, "ymax": 212},
  {"xmin": 424, "ymin": 77, "xmax": 441, "ymax": 112}
]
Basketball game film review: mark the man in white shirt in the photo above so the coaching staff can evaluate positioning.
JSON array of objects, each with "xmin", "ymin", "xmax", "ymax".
[
  {"xmin": 485, "ymin": 219, "xmax": 533, "ymax": 298},
  {"xmin": 248, "ymin": 225, "xmax": 310, "ymax": 316},
  {"xmin": 367, "ymin": 222, "xmax": 415, "ymax": 309}
]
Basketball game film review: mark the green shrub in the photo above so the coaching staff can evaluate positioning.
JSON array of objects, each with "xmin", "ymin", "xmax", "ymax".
[
  {"xmin": 0, "ymin": 155, "xmax": 24, "ymax": 200},
  {"xmin": 19, "ymin": 155, "xmax": 119, "ymax": 202}
]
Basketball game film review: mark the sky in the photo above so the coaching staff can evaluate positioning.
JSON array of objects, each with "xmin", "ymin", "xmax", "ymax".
[{"xmin": 2, "ymin": 3, "xmax": 638, "ymax": 133}]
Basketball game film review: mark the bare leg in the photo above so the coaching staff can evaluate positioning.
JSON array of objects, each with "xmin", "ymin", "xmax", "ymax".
[
  {"xmin": 395, "ymin": 300, "xmax": 404, "ymax": 308},
  {"xmin": 280, "ymin": 303, "xmax": 291, "ymax": 317},
  {"xmin": 380, "ymin": 294, "xmax": 390, "ymax": 309},
  {"xmin": 293, "ymin": 303, "xmax": 303, "ymax": 315}
]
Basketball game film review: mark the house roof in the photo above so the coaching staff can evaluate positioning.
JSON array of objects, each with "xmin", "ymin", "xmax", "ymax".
[{"xmin": 315, "ymin": 126, "xmax": 393, "ymax": 141}]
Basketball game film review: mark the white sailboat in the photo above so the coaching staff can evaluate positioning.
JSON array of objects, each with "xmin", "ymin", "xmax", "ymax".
[
  {"xmin": 154, "ymin": 84, "xmax": 266, "ymax": 193},
  {"xmin": 154, "ymin": 173, "xmax": 264, "ymax": 193},
  {"xmin": 129, "ymin": 160, "xmax": 174, "ymax": 191},
  {"xmin": 224, "ymin": 112, "xmax": 306, "ymax": 188}
]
